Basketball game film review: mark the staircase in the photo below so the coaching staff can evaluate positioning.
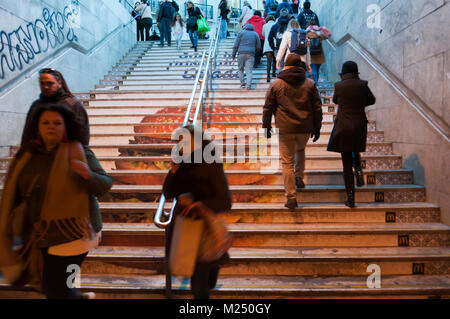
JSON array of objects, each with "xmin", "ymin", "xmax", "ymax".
[{"xmin": 0, "ymin": 39, "xmax": 449, "ymax": 299}]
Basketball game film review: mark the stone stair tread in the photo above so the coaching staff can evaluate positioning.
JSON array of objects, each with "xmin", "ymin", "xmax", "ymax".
[
  {"xmin": 98, "ymin": 201, "xmax": 439, "ymax": 211},
  {"xmin": 84, "ymin": 142, "xmax": 390, "ymax": 148},
  {"xmin": 45, "ymin": 274, "xmax": 450, "ymax": 295},
  {"xmin": 106, "ymin": 184, "xmax": 425, "ymax": 192},
  {"xmin": 88, "ymin": 246, "xmax": 450, "ymax": 260},
  {"xmin": 101, "ymin": 222, "xmax": 450, "ymax": 233}
]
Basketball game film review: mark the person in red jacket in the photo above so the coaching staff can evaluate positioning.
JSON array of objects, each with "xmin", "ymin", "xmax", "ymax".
[{"xmin": 245, "ymin": 10, "xmax": 266, "ymax": 65}]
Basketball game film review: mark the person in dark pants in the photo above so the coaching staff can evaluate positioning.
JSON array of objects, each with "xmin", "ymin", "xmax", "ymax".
[
  {"xmin": 132, "ymin": 2, "xmax": 144, "ymax": 41},
  {"xmin": 163, "ymin": 125, "xmax": 232, "ymax": 299},
  {"xmin": 0, "ymin": 105, "xmax": 112, "ymax": 299},
  {"xmin": 21, "ymin": 68, "xmax": 90, "ymax": 147},
  {"xmin": 327, "ymin": 61, "xmax": 376, "ymax": 208},
  {"xmin": 186, "ymin": 1, "xmax": 202, "ymax": 52},
  {"xmin": 158, "ymin": 0, "xmax": 175, "ymax": 46},
  {"xmin": 137, "ymin": 0, "xmax": 153, "ymax": 41}
]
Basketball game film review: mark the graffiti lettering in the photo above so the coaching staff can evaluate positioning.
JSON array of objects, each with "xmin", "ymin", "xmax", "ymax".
[{"xmin": 0, "ymin": 4, "xmax": 79, "ymax": 80}]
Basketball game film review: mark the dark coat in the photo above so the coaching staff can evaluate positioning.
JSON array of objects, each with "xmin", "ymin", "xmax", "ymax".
[
  {"xmin": 267, "ymin": 16, "xmax": 290, "ymax": 51},
  {"xmin": 263, "ymin": 66, "xmax": 323, "ymax": 134},
  {"xmin": 297, "ymin": 9, "xmax": 320, "ymax": 29},
  {"xmin": 21, "ymin": 89, "xmax": 90, "ymax": 146},
  {"xmin": 162, "ymin": 147, "xmax": 232, "ymax": 269},
  {"xmin": 219, "ymin": 0, "xmax": 230, "ymax": 21},
  {"xmin": 186, "ymin": 6, "xmax": 202, "ymax": 31},
  {"xmin": 327, "ymin": 73, "xmax": 376, "ymax": 153}
]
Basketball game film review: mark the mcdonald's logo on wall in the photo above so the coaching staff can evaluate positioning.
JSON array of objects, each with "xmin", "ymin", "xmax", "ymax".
[
  {"xmin": 375, "ymin": 192, "xmax": 384, "ymax": 202},
  {"xmin": 398, "ymin": 235, "xmax": 409, "ymax": 247},
  {"xmin": 385, "ymin": 212, "xmax": 396, "ymax": 223},
  {"xmin": 367, "ymin": 175, "xmax": 376, "ymax": 185},
  {"xmin": 412, "ymin": 263, "xmax": 425, "ymax": 275}
]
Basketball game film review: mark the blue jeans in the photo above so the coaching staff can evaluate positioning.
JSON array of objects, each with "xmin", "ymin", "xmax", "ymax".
[
  {"xmin": 160, "ymin": 17, "xmax": 172, "ymax": 45},
  {"xmin": 311, "ymin": 64, "xmax": 321, "ymax": 83},
  {"xmin": 220, "ymin": 19, "xmax": 227, "ymax": 39},
  {"xmin": 188, "ymin": 29, "xmax": 198, "ymax": 47}
]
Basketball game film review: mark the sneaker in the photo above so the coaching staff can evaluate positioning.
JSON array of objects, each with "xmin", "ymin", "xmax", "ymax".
[
  {"xmin": 81, "ymin": 292, "xmax": 96, "ymax": 299},
  {"xmin": 247, "ymin": 87, "xmax": 252, "ymax": 90},
  {"xmin": 296, "ymin": 178, "xmax": 306, "ymax": 189},
  {"xmin": 240, "ymin": 83, "xmax": 246, "ymax": 88},
  {"xmin": 284, "ymin": 198, "xmax": 297, "ymax": 211}
]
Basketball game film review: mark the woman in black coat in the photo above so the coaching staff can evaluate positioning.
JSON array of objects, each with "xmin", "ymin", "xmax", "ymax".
[
  {"xmin": 327, "ymin": 61, "xmax": 376, "ymax": 207},
  {"xmin": 186, "ymin": 1, "xmax": 203, "ymax": 51},
  {"xmin": 162, "ymin": 124, "xmax": 232, "ymax": 299}
]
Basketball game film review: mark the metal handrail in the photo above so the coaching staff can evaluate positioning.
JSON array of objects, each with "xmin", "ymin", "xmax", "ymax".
[
  {"xmin": 153, "ymin": 18, "xmax": 222, "ymax": 298},
  {"xmin": 153, "ymin": 51, "xmax": 207, "ymax": 229}
]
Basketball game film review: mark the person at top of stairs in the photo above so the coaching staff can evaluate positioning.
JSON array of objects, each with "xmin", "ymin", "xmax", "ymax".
[
  {"xmin": 20, "ymin": 68, "xmax": 90, "ymax": 147},
  {"xmin": 172, "ymin": 13, "xmax": 184, "ymax": 51},
  {"xmin": 232, "ymin": 23, "xmax": 261, "ymax": 90},
  {"xmin": 297, "ymin": 0, "xmax": 320, "ymax": 30},
  {"xmin": 263, "ymin": 53, "xmax": 323, "ymax": 211},
  {"xmin": 238, "ymin": 1, "xmax": 254, "ymax": 27},
  {"xmin": 157, "ymin": 0, "xmax": 175, "ymax": 47},
  {"xmin": 136, "ymin": 0, "xmax": 154, "ymax": 41},
  {"xmin": 245, "ymin": 10, "xmax": 266, "ymax": 66},
  {"xmin": 327, "ymin": 61, "xmax": 376, "ymax": 208},
  {"xmin": 162, "ymin": 125, "xmax": 232, "ymax": 299},
  {"xmin": 262, "ymin": 14, "xmax": 277, "ymax": 82},
  {"xmin": 186, "ymin": 1, "xmax": 202, "ymax": 52}
]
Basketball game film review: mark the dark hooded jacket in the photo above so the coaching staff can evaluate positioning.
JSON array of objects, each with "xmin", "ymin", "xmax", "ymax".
[
  {"xmin": 232, "ymin": 24, "xmax": 261, "ymax": 59},
  {"xmin": 267, "ymin": 15, "xmax": 290, "ymax": 51},
  {"xmin": 297, "ymin": 9, "xmax": 320, "ymax": 29},
  {"xmin": 263, "ymin": 66, "xmax": 323, "ymax": 134},
  {"xmin": 21, "ymin": 89, "xmax": 90, "ymax": 146},
  {"xmin": 327, "ymin": 73, "xmax": 376, "ymax": 153}
]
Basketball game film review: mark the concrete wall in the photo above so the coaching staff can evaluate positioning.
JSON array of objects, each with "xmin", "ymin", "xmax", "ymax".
[
  {"xmin": 313, "ymin": 0, "xmax": 450, "ymax": 223},
  {"xmin": 0, "ymin": 0, "xmax": 136, "ymax": 156}
]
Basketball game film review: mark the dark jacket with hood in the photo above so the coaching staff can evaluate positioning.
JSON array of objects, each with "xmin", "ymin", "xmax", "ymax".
[
  {"xmin": 263, "ymin": 66, "xmax": 323, "ymax": 134},
  {"xmin": 327, "ymin": 73, "xmax": 376, "ymax": 153},
  {"xmin": 275, "ymin": 1, "xmax": 293, "ymax": 18},
  {"xmin": 267, "ymin": 15, "xmax": 290, "ymax": 51},
  {"xmin": 232, "ymin": 24, "xmax": 261, "ymax": 59},
  {"xmin": 21, "ymin": 89, "xmax": 90, "ymax": 146},
  {"xmin": 297, "ymin": 9, "xmax": 320, "ymax": 29}
]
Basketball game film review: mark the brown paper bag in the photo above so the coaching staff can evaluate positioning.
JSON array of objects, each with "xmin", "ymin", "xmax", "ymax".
[{"xmin": 169, "ymin": 216, "xmax": 204, "ymax": 277}]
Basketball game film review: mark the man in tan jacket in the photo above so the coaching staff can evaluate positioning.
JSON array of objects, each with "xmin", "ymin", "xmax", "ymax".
[{"xmin": 263, "ymin": 53, "xmax": 323, "ymax": 210}]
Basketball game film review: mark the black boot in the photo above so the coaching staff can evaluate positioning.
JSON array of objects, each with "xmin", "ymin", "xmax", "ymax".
[
  {"xmin": 354, "ymin": 166, "xmax": 365, "ymax": 187},
  {"xmin": 267, "ymin": 74, "xmax": 271, "ymax": 83},
  {"xmin": 343, "ymin": 173, "xmax": 355, "ymax": 208}
]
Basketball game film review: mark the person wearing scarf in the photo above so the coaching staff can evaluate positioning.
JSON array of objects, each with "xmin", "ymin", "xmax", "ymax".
[{"xmin": 0, "ymin": 105, "xmax": 112, "ymax": 299}]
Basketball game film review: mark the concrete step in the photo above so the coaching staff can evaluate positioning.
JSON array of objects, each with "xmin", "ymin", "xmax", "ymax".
[
  {"xmin": 2, "ymin": 275, "xmax": 449, "ymax": 299},
  {"xmin": 99, "ymin": 202, "xmax": 441, "ymax": 225},
  {"xmin": 86, "ymin": 132, "xmax": 384, "ymax": 147},
  {"xmin": 86, "ymin": 105, "xmax": 336, "ymax": 115},
  {"xmin": 0, "ymin": 154, "xmax": 404, "ymax": 171},
  {"xmin": 87, "ymin": 115, "xmax": 337, "ymax": 132},
  {"xmin": 0, "ymin": 168, "xmax": 411, "ymax": 188},
  {"xmin": 97, "ymin": 184, "xmax": 426, "ymax": 205},
  {"xmin": 82, "ymin": 141, "xmax": 391, "ymax": 157},
  {"xmin": 82, "ymin": 246, "xmax": 450, "ymax": 276},
  {"xmin": 99, "ymin": 222, "xmax": 449, "ymax": 248}
]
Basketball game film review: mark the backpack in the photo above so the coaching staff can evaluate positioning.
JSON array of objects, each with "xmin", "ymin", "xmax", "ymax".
[
  {"xmin": 275, "ymin": 29, "xmax": 284, "ymax": 50},
  {"xmin": 309, "ymin": 37, "xmax": 323, "ymax": 55},
  {"xmin": 269, "ymin": 0, "xmax": 279, "ymax": 12},
  {"xmin": 289, "ymin": 28, "xmax": 307, "ymax": 55}
]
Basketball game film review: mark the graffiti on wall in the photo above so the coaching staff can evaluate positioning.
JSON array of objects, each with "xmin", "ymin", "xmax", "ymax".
[{"xmin": 0, "ymin": 3, "xmax": 80, "ymax": 80}]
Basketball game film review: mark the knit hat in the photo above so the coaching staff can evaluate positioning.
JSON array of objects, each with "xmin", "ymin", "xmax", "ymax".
[
  {"xmin": 280, "ymin": 8, "xmax": 289, "ymax": 17},
  {"xmin": 340, "ymin": 61, "xmax": 359, "ymax": 75},
  {"xmin": 285, "ymin": 53, "xmax": 302, "ymax": 67}
]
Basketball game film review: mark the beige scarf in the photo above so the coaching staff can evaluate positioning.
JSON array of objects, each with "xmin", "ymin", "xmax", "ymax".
[{"xmin": 0, "ymin": 141, "xmax": 93, "ymax": 286}]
